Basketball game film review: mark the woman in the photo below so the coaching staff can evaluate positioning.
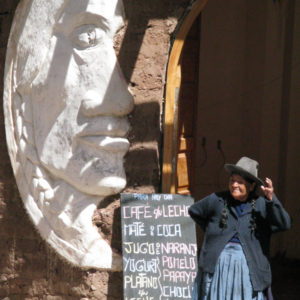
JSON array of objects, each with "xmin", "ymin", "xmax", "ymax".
[{"xmin": 189, "ymin": 157, "xmax": 291, "ymax": 300}]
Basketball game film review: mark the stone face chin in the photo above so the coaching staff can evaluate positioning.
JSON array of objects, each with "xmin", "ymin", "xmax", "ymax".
[{"xmin": 4, "ymin": 0, "xmax": 133, "ymax": 270}]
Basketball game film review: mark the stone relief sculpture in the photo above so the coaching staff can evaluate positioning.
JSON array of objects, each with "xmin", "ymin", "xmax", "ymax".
[{"xmin": 4, "ymin": 0, "xmax": 133, "ymax": 270}]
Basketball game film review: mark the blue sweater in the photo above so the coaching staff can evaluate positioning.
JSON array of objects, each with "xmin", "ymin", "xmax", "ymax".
[{"xmin": 188, "ymin": 191, "xmax": 291, "ymax": 291}]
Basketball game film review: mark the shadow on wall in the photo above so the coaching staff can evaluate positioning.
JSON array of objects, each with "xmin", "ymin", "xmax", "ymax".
[
  {"xmin": 100, "ymin": 0, "xmax": 192, "ymax": 295},
  {"xmin": 119, "ymin": 0, "xmax": 189, "ymax": 82},
  {"xmin": 125, "ymin": 101, "xmax": 161, "ymax": 187},
  {"xmin": 104, "ymin": 101, "xmax": 161, "ymax": 299},
  {"xmin": 0, "ymin": 0, "xmax": 188, "ymax": 299}
]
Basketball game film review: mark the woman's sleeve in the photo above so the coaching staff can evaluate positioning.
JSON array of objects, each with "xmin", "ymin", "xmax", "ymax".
[
  {"xmin": 266, "ymin": 194, "xmax": 291, "ymax": 232},
  {"xmin": 188, "ymin": 194, "xmax": 213, "ymax": 231}
]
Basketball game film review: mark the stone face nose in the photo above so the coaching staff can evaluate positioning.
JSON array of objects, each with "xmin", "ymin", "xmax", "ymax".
[
  {"xmin": 80, "ymin": 90, "xmax": 133, "ymax": 117},
  {"xmin": 81, "ymin": 64, "xmax": 134, "ymax": 117}
]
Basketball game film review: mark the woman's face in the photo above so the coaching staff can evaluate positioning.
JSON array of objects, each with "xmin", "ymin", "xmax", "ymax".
[
  {"xmin": 28, "ymin": 0, "xmax": 133, "ymax": 196},
  {"xmin": 228, "ymin": 174, "xmax": 255, "ymax": 201}
]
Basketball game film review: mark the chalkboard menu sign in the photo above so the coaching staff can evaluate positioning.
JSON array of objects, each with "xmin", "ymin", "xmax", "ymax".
[{"xmin": 121, "ymin": 193, "xmax": 198, "ymax": 300}]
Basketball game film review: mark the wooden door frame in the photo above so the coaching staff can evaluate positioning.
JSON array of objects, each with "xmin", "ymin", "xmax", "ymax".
[{"xmin": 162, "ymin": 0, "xmax": 209, "ymax": 193}]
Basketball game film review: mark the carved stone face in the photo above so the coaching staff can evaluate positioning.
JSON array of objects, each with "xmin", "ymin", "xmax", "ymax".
[
  {"xmin": 4, "ymin": 0, "xmax": 133, "ymax": 269},
  {"xmin": 29, "ymin": 0, "xmax": 133, "ymax": 196}
]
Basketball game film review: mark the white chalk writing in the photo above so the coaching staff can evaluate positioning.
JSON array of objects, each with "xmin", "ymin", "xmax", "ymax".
[
  {"xmin": 162, "ymin": 269, "xmax": 197, "ymax": 284},
  {"xmin": 121, "ymin": 194, "xmax": 197, "ymax": 300},
  {"xmin": 123, "ymin": 222, "xmax": 146, "ymax": 237},
  {"xmin": 124, "ymin": 274, "xmax": 159, "ymax": 289},
  {"xmin": 161, "ymin": 242, "xmax": 197, "ymax": 256},
  {"xmin": 123, "ymin": 242, "xmax": 160, "ymax": 255},
  {"xmin": 123, "ymin": 258, "xmax": 159, "ymax": 273},
  {"xmin": 156, "ymin": 224, "xmax": 181, "ymax": 237},
  {"xmin": 123, "ymin": 205, "xmax": 152, "ymax": 220},
  {"xmin": 162, "ymin": 286, "xmax": 192, "ymax": 298},
  {"xmin": 162, "ymin": 255, "xmax": 196, "ymax": 270},
  {"xmin": 125, "ymin": 297, "xmax": 154, "ymax": 300}
]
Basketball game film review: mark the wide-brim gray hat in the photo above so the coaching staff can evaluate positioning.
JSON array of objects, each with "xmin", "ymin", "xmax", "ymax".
[{"xmin": 224, "ymin": 156, "xmax": 265, "ymax": 186}]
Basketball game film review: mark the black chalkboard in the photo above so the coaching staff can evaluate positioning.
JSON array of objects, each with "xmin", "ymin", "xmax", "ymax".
[{"xmin": 121, "ymin": 193, "xmax": 197, "ymax": 300}]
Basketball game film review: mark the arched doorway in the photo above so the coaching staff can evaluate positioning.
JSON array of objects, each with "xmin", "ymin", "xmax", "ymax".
[
  {"xmin": 162, "ymin": 0, "xmax": 300, "ymax": 295},
  {"xmin": 162, "ymin": 0, "xmax": 209, "ymax": 195},
  {"xmin": 162, "ymin": 0, "xmax": 298, "ymax": 205}
]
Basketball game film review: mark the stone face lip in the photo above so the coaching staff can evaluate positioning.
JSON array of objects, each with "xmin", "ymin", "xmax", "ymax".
[
  {"xmin": 78, "ymin": 136, "xmax": 130, "ymax": 153},
  {"xmin": 3, "ymin": 0, "xmax": 133, "ymax": 270}
]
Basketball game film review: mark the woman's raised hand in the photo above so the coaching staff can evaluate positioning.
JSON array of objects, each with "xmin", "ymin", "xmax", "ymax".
[{"xmin": 260, "ymin": 177, "xmax": 274, "ymax": 201}]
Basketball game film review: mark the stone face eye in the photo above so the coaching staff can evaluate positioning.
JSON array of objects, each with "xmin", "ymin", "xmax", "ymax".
[{"xmin": 70, "ymin": 24, "xmax": 105, "ymax": 49}]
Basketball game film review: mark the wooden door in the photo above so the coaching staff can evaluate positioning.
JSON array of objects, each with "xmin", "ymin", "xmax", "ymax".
[
  {"xmin": 175, "ymin": 17, "xmax": 201, "ymax": 195},
  {"xmin": 162, "ymin": 0, "xmax": 208, "ymax": 194}
]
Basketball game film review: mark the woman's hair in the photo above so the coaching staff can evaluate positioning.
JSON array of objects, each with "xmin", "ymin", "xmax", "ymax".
[
  {"xmin": 219, "ymin": 199, "xmax": 229, "ymax": 229},
  {"xmin": 219, "ymin": 197, "xmax": 257, "ymax": 232}
]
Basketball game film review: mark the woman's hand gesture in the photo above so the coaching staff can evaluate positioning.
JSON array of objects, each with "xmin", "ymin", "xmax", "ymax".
[{"xmin": 260, "ymin": 177, "xmax": 274, "ymax": 201}]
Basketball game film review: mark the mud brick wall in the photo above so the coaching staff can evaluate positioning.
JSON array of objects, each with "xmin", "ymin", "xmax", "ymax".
[{"xmin": 0, "ymin": 0, "xmax": 190, "ymax": 298}]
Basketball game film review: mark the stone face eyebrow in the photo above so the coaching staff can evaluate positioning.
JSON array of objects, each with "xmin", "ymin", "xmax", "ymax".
[{"xmin": 55, "ymin": 11, "xmax": 110, "ymax": 36}]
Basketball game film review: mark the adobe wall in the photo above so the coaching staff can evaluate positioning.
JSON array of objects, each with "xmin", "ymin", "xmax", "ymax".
[
  {"xmin": 1, "ymin": 0, "xmax": 299, "ymax": 299},
  {"xmin": 0, "ymin": 0, "xmax": 190, "ymax": 299}
]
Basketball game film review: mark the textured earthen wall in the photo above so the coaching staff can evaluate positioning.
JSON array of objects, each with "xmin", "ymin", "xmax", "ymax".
[
  {"xmin": 0, "ymin": 0, "xmax": 190, "ymax": 298},
  {"xmin": 1, "ymin": 0, "xmax": 299, "ymax": 299}
]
